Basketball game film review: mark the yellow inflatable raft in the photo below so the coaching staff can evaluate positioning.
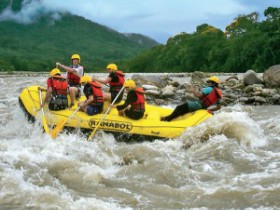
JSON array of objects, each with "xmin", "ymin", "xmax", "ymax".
[{"xmin": 19, "ymin": 85, "xmax": 212, "ymax": 139}]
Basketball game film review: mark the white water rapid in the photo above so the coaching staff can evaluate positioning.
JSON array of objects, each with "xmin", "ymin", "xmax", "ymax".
[{"xmin": 0, "ymin": 73, "xmax": 280, "ymax": 210}]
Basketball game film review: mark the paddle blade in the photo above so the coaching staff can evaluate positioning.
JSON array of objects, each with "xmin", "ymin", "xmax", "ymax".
[
  {"xmin": 42, "ymin": 116, "xmax": 50, "ymax": 134},
  {"xmin": 87, "ymin": 127, "xmax": 98, "ymax": 141},
  {"xmin": 87, "ymin": 86, "xmax": 125, "ymax": 141},
  {"xmin": 50, "ymin": 106, "xmax": 81, "ymax": 139},
  {"xmin": 50, "ymin": 119, "xmax": 68, "ymax": 139}
]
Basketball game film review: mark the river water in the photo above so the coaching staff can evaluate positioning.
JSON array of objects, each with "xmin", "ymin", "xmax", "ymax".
[{"xmin": 0, "ymin": 73, "xmax": 280, "ymax": 210}]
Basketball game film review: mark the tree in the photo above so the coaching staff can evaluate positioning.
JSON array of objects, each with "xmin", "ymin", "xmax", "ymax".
[
  {"xmin": 264, "ymin": 7, "xmax": 280, "ymax": 22},
  {"xmin": 225, "ymin": 12, "xmax": 259, "ymax": 38}
]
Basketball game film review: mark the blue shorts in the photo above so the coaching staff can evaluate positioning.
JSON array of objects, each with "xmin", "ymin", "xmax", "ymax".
[
  {"xmin": 187, "ymin": 100, "xmax": 204, "ymax": 112},
  {"xmin": 86, "ymin": 105, "xmax": 103, "ymax": 116}
]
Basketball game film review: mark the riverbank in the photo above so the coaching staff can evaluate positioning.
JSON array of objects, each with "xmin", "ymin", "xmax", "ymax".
[
  {"xmin": 130, "ymin": 70, "xmax": 280, "ymax": 106},
  {"xmin": 1, "ymin": 69, "xmax": 279, "ymax": 106}
]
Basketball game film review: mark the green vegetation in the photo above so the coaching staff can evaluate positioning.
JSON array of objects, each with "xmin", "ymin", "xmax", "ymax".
[
  {"xmin": 0, "ymin": 0, "xmax": 10, "ymax": 13},
  {"xmin": 0, "ymin": 0, "xmax": 22, "ymax": 13},
  {"xmin": 128, "ymin": 7, "xmax": 280, "ymax": 73},
  {"xmin": 0, "ymin": 13, "xmax": 158, "ymax": 72},
  {"xmin": 1, "ymin": 4, "xmax": 279, "ymax": 73}
]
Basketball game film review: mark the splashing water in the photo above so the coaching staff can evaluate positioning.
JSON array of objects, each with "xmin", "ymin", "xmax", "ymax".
[
  {"xmin": 180, "ymin": 108, "xmax": 267, "ymax": 148},
  {"xmin": 1, "ymin": 74, "xmax": 280, "ymax": 209}
]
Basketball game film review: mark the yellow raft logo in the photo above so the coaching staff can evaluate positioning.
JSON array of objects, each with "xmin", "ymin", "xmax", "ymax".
[{"xmin": 88, "ymin": 119, "xmax": 133, "ymax": 132}]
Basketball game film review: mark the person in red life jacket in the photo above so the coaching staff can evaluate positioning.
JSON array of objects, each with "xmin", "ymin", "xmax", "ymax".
[
  {"xmin": 56, "ymin": 54, "xmax": 84, "ymax": 107},
  {"xmin": 78, "ymin": 76, "xmax": 104, "ymax": 116},
  {"xmin": 41, "ymin": 68, "xmax": 69, "ymax": 110},
  {"xmin": 92, "ymin": 63, "xmax": 125, "ymax": 104},
  {"xmin": 112, "ymin": 79, "xmax": 145, "ymax": 120},
  {"xmin": 161, "ymin": 76, "xmax": 223, "ymax": 121}
]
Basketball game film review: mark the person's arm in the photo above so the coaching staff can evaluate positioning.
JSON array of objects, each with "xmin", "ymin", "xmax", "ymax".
[
  {"xmin": 93, "ymin": 76, "xmax": 112, "ymax": 84},
  {"xmin": 208, "ymin": 103, "xmax": 221, "ymax": 112},
  {"xmin": 117, "ymin": 90, "xmax": 136, "ymax": 110},
  {"xmin": 191, "ymin": 85, "xmax": 204, "ymax": 98},
  {"xmin": 79, "ymin": 85, "xmax": 93, "ymax": 108},
  {"xmin": 56, "ymin": 62, "xmax": 82, "ymax": 77},
  {"xmin": 93, "ymin": 72, "xmax": 114, "ymax": 84},
  {"xmin": 82, "ymin": 95, "xmax": 94, "ymax": 107},
  {"xmin": 79, "ymin": 95, "xmax": 93, "ymax": 110},
  {"xmin": 40, "ymin": 87, "xmax": 52, "ymax": 107},
  {"xmin": 40, "ymin": 78, "xmax": 52, "ymax": 107}
]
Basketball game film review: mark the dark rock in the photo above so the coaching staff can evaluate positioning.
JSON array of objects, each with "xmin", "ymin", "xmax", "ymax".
[
  {"xmin": 243, "ymin": 70, "xmax": 263, "ymax": 86},
  {"xmin": 263, "ymin": 65, "xmax": 280, "ymax": 88}
]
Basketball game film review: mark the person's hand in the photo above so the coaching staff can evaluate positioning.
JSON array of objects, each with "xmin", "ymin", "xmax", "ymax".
[
  {"xmin": 56, "ymin": 62, "xmax": 61, "ymax": 67},
  {"xmin": 207, "ymin": 110, "xmax": 213, "ymax": 115},
  {"xmin": 78, "ymin": 102, "xmax": 84, "ymax": 107},
  {"xmin": 92, "ymin": 76, "xmax": 97, "ymax": 81}
]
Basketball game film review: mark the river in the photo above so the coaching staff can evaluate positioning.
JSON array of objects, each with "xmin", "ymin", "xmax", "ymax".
[{"xmin": 0, "ymin": 73, "xmax": 280, "ymax": 210}]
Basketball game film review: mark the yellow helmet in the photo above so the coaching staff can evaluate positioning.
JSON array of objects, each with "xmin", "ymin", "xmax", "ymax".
[
  {"xmin": 207, "ymin": 76, "xmax": 221, "ymax": 84},
  {"xmin": 80, "ymin": 75, "xmax": 92, "ymax": 84},
  {"xmin": 123, "ymin": 79, "xmax": 136, "ymax": 88},
  {"xmin": 71, "ymin": 54, "xmax": 80, "ymax": 62},
  {"xmin": 49, "ymin": 68, "xmax": 61, "ymax": 77},
  {"xmin": 106, "ymin": 63, "xmax": 118, "ymax": 71}
]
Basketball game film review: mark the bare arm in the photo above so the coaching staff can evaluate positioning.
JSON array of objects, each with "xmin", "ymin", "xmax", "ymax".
[
  {"xmin": 191, "ymin": 85, "xmax": 204, "ymax": 98},
  {"xmin": 79, "ymin": 95, "xmax": 94, "ymax": 108},
  {"xmin": 92, "ymin": 76, "xmax": 112, "ymax": 84},
  {"xmin": 208, "ymin": 104, "xmax": 221, "ymax": 112},
  {"xmin": 56, "ymin": 62, "xmax": 80, "ymax": 77},
  {"xmin": 41, "ymin": 87, "xmax": 52, "ymax": 107},
  {"xmin": 84, "ymin": 95, "xmax": 94, "ymax": 106}
]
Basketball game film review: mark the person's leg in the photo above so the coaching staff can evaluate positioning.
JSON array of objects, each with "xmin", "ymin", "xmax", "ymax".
[
  {"xmin": 75, "ymin": 87, "xmax": 81, "ymax": 99},
  {"xmin": 161, "ymin": 103, "xmax": 189, "ymax": 121},
  {"xmin": 86, "ymin": 105, "xmax": 103, "ymax": 116},
  {"xmin": 124, "ymin": 109, "xmax": 144, "ymax": 120},
  {"xmin": 111, "ymin": 91, "xmax": 123, "ymax": 104},
  {"xmin": 69, "ymin": 87, "xmax": 77, "ymax": 106},
  {"xmin": 103, "ymin": 92, "xmax": 111, "ymax": 101},
  {"xmin": 187, "ymin": 100, "xmax": 203, "ymax": 112}
]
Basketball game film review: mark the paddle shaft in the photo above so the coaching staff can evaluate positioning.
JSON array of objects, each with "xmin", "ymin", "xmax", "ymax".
[
  {"xmin": 87, "ymin": 86, "xmax": 125, "ymax": 141},
  {"xmin": 38, "ymin": 89, "xmax": 50, "ymax": 134},
  {"xmin": 65, "ymin": 106, "xmax": 81, "ymax": 123},
  {"xmin": 50, "ymin": 106, "xmax": 81, "ymax": 139}
]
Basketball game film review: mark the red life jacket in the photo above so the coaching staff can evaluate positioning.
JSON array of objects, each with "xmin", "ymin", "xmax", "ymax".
[
  {"xmin": 108, "ymin": 70, "xmax": 125, "ymax": 92},
  {"xmin": 89, "ymin": 82, "xmax": 104, "ymax": 106},
  {"xmin": 201, "ymin": 87, "xmax": 223, "ymax": 107},
  {"xmin": 67, "ymin": 65, "xmax": 83, "ymax": 86},
  {"xmin": 50, "ymin": 76, "xmax": 68, "ymax": 96},
  {"xmin": 131, "ymin": 87, "xmax": 145, "ymax": 113}
]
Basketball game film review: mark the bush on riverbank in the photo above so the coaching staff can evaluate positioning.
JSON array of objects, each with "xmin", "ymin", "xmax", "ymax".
[{"xmin": 128, "ymin": 7, "xmax": 280, "ymax": 73}]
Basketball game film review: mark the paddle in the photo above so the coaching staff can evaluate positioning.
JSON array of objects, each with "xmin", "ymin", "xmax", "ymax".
[
  {"xmin": 38, "ymin": 88, "xmax": 50, "ymax": 134},
  {"xmin": 50, "ymin": 106, "xmax": 81, "ymax": 139},
  {"xmin": 87, "ymin": 86, "xmax": 125, "ymax": 141}
]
